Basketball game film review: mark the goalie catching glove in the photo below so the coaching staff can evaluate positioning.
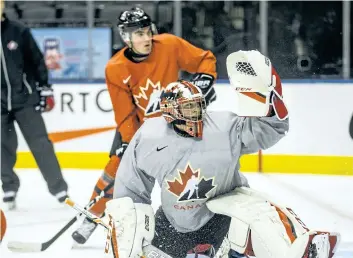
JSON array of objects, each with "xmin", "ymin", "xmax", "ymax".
[
  {"xmin": 104, "ymin": 197, "xmax": 155, "ymax": 258},
  {"xmin": 226, "ymin": 50, "xmax": 288, "ymax": 120}
]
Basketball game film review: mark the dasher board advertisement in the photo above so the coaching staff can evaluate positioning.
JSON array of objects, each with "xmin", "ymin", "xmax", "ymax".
[{"xmin": 31, "ymin": 28, "xmax": 111, "ymax": 80}]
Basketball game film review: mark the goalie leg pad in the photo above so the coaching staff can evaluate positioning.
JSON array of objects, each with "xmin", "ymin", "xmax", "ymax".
[
  {"xmin": 206, "ymin": 187, "xmax": 340, "ymax": 258},
  {"xmin": 207, "ymin": 187, "xmax": 292, "ymax": 256},
  {"xmin": 105, "ymin": 197, "xmax": 155, "ymax": 258}
]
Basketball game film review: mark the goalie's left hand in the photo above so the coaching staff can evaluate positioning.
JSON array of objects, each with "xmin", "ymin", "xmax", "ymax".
[{"xmin": 226, "ymin": 50, "xmax": 288, "ymax": 120}]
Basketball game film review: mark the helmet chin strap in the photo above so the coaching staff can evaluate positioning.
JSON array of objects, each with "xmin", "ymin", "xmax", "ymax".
[
  {"xmin": 172, "ymin": 119, "xmax": 201, "ymax": 138},
  {"xmin": 129, "ymin": 48, "xmax": 150, "ymax": 58},
  {"xmin": 130, "ymin": 48, "xmax": 150, "ymax": 58},
  {"xmin": 127, "ymin": 39, "xmax": 150, "ymax": 59},
  {"xmin": 172, "ymin": 123, "xmax": 193, "ymax": 138},
  {"xmin": 124, "ymin": 47, "xmax": 149, "ymax": 64}
]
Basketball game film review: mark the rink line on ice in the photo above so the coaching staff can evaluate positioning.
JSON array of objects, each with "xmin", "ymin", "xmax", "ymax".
[
  {"xmin": 15, "ymin": 152, "xmax": 353, "ymax": 175},
  {"xmin": 262, "ymin": 173, "xmax": 353, "ymax": 222},
  {"xmin": 10, "ymin": 218, "xmax": 70, "ymax": 228}
]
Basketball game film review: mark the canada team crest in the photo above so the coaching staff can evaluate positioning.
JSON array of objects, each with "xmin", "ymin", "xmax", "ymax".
[
  {"xmin": 133, "ymin": 79, "xmax": 163, "ymax": 116},
  {"xmin": 166, "ymin": 163, "xmax": 217, "ymax": 202}
]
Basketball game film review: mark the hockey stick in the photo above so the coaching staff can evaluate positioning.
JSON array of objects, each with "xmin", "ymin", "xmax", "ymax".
[
  {"xmin": 7, "ymin": 181, "xmax": 115, "ymax": 252},
  {"xmin": 65, "ymin": 198, "xmax": 173, "ymax": 258}
]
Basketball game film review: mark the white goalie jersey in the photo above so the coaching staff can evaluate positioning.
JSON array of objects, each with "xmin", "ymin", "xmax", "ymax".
[{"xmin": 113, "ymin": 111, "xmax": 288, "ymax": 232}]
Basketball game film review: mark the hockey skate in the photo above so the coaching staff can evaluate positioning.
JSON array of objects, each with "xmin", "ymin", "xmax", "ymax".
[
  {"xmin": 305, "ymin": 232, "xmax": 340, "ymax": 258},
  {"xmin": 72, "ymin": 217, "xmax": 98, "ymax": 244},
  {"xmin": 3, "ymin": 191, "xmax": 17, "ymax": 210}
]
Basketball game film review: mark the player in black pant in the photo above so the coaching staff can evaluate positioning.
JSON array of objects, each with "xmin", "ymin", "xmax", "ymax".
[{"xmin": 1, "ymin": 10, "xmax": 68, "ymax": 210}]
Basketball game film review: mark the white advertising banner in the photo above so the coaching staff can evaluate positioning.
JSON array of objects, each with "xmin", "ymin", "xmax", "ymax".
[{"xmin": 16, "ymin": 83, "xmax": 353, "ymax": 156}]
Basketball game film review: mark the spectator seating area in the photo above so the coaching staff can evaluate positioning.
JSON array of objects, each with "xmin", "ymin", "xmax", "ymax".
[{"xmin": 3, "ymin": 1, "xmax": 345, "ymax": 79}]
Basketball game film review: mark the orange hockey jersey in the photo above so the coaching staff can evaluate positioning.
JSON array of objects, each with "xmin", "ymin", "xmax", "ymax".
[{"xmin": 105, "ymin": 33, "xmax": 217, "ymax": 143}]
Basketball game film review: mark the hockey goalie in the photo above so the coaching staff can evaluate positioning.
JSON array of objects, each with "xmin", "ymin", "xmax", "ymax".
[{"xmin": 103, "ymin": 50, "xmax": 340, "ymax": 258}]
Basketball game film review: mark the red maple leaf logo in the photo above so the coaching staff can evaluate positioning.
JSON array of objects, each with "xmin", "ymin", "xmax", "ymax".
[{"xmin": 167, "ymin": 164, "xmax": 199, "ymax": 197}]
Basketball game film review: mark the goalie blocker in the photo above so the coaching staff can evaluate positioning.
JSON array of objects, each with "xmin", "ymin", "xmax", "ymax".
[{"xmin": 207, "ymin": 187, "xmax": 340, "ymax": 258}]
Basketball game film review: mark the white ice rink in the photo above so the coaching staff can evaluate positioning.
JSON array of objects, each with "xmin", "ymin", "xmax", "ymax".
[{"xmin": 1, "ymin": 169, "xmax": 353, "ymax": 258}]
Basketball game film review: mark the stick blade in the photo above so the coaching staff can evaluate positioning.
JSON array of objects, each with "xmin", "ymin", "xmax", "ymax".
[{"xmin": 7, "ymin": 241, "xmax": 43, "ymax": 252}]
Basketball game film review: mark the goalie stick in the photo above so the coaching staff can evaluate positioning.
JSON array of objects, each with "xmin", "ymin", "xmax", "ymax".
[
  {"xmin": 7, "ymin": 181, "xmax": 115, "ymax": 252},
  {"xmin": 65, "ymin": 198, "xmax": 173, "ymax": 258}
]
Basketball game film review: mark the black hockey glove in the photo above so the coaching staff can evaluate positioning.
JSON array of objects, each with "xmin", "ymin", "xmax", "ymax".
[
  {"xmin": 35, "ymin": 85, "xmax": 55, "ymax": 112},
  {"xmin": 116, "ymin": 142, "xmax": 128, "ymax": 158},
  {"xmin": 191, "ymin": 73, "xmax": 216, "ymax": 106}
]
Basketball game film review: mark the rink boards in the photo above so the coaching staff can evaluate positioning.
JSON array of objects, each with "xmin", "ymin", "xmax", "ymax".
[{"xmin": 14, "ymin": 82, "xmax": 353, "ymax": 175}]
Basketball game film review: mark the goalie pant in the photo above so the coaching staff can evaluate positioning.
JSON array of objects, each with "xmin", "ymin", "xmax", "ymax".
[{"xmin": 152, "ymin": 207, "xmax": 231, "ymax": 258}]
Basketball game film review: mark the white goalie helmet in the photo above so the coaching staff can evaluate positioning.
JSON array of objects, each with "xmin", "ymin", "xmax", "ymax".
[{"xmin": 160, "ymin": 80, "xmax": 206, "ymax": 138}]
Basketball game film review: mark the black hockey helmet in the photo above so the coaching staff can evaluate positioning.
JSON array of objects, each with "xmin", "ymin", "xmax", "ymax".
[{"xmin": 117, "ymin": 7, "xmax": 157, "ymax": 42}]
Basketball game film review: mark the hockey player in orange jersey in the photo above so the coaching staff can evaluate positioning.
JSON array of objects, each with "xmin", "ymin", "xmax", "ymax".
[{"xmin": 72, "ymin": 6, "xmax": 217, "ymax": 244}]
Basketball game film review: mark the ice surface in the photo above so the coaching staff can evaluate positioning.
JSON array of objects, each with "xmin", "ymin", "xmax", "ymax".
[{"xmin": 1, "ymin": 169, "xmax": 352, "ymax": 258}]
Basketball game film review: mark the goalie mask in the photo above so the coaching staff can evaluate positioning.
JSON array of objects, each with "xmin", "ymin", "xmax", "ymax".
[{"xmin": 160, "ymin": 80, "xmax": 206, "ymax": 138}]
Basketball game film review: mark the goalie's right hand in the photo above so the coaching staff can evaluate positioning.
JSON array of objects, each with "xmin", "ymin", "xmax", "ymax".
[{"xmin": 105, "ymin": 197, "xmax": 155, "ymax": 258}]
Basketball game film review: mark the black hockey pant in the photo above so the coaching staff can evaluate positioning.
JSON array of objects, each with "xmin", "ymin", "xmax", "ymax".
[
  {"xmin": 1, "ymin": 106, "xmax": 68, "ymax": 196},
  {"xmin": 152, "ymin": 207, "xmax": 232, "ymax": 258}
]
